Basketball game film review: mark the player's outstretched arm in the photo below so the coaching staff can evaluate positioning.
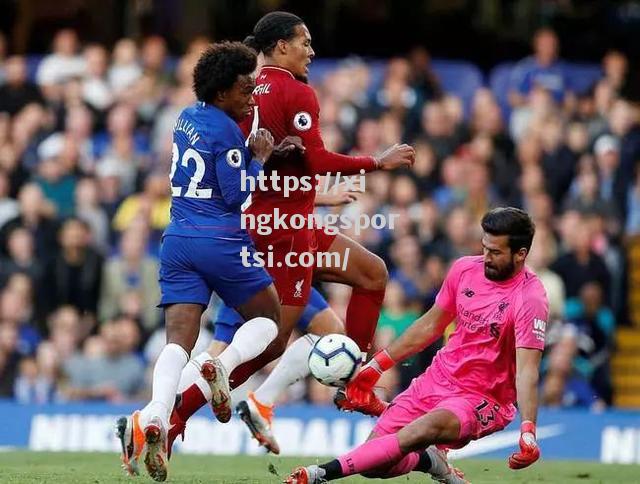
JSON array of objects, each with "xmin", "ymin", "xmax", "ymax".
[
  {"xmin": 291, "ymin": 86, "xmax": 414, "ymax": 176},
  {"xmin": 384, "ymin": 304, "xmax": 455, "ymax": 363},
  {"xmin": 509, "ymin": 347, "xmax": 542, "ymax": 470},
  {"xmin": 340, "ymin": 304, "xmax": 454, "ymax": 401},
  {"xmin": 373, "ymin": 143, "xmax": 416, "ymax": 171}
]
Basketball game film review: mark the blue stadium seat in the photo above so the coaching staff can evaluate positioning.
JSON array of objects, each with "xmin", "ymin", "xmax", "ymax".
[
  {"xmin": 489, "ymin": 61, "xmax": 602, "ymax": 121},
  {"xmin": 566, "ymin": 63, "xmax": 602, "ymax": 95},
  {"xmin": 309, "ymin": 58, "xmax": 483, "ymax": 119},
  {"xmin": 308, "ymin": 57, "xmax": 387, "ymax": 98},
  {"xmin": 307, "ymin": 58, "xmax": 339, "ymax": 85},
  {"xmin": 488, "ymin": 62, "xmax": 515, "ymax": 122},
  {"xmin": 25, "ymin": 55, "xmax": 44, "ymax": 83},
  {"xmin": 431, "ymin": 60, "xmax": 483, "ymax": 119},
  {"xmin": 364, "ymin": 60, "xmax": 387, "ymax": 96}
]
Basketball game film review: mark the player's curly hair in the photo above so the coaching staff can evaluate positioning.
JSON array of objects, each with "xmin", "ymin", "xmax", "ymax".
[
  {"xmin": 192, "ymin": 41, "xmax": 257, "ymax": 103},
  {"xmin": 481, "ymin": 207, "xmax": 536, "ymax": 254},
  {"xmin": 244, "ymin": 11, "xmax": 304, "ymax": 55}
]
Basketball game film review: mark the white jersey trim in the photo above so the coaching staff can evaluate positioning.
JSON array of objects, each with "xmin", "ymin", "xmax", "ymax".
[{"xmin": 260, "ymin": 65, "xmax": 295, "ymax": 79}]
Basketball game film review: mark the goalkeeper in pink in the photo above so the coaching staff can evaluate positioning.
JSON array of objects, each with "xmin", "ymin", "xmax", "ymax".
[{"xmin": 285, "ymin": 207, "xmax": 549, "ymax": 484}]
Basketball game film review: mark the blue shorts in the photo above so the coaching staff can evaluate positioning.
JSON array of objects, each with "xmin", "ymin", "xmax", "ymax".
[
  {"xmin": 159, "ymin": 235, "xmax": 273, "ymax": 308},
  {"xmin": 214, "ymin": 287, "xmax": 329, "ymax": 344}
]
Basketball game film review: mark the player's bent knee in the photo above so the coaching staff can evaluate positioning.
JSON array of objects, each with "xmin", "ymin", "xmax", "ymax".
[
  {"xmin": 398, "ymin": 426, "xmax": 430, "ymax": 452},
  {"xmin": 344, "ymin": 254, "xmax": 388, "ymax": 291},
  {"xmin": 399, "ymin": 416, "xmax": 456, "ymax": 452},
  {"xmin": 359, "ymin": 253, "xmax": 388, "ymax": 290}
]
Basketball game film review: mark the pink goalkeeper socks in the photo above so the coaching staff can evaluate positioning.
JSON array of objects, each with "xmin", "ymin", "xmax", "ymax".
[
  {"xmin": 338, "ymin": 433, "xmax": 404, "ymax": 476},
  {"xmin": 382, "ymin": 452, "xmax": 420, "ymax": 477}
]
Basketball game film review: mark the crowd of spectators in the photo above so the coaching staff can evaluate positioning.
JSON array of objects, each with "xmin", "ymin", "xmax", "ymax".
[{"xmin": 0, "ymin": 26, "xmax": 638, "ymax": 410}]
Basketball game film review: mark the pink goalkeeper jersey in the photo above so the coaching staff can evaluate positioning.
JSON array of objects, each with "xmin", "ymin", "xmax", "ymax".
[{"xmin": 433, "ymin": 255, "xmax": 549, "ymax": 410}]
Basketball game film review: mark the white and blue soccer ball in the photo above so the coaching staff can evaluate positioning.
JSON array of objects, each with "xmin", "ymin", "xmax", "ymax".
[{"xmin": 308, "ymin": 334, "xmax": 362, "ymax": 387}]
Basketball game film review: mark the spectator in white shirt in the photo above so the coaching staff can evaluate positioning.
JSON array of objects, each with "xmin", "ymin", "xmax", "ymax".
[
  {"xmin": 108, "ymin": 38, "xmax": 142, "ymax": 100},
  {"xmin": 36, "ymin": 29, "xmax": 85, "ymax": 102},
  {"xmin": 82, "ymin": 44, "xmax": 113, "ymax": 112}
]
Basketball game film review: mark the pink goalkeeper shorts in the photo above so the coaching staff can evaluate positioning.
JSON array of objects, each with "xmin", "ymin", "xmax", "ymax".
[{"xmin": 373, "ymin": 364, "xmax": 515, "ymax": 449}]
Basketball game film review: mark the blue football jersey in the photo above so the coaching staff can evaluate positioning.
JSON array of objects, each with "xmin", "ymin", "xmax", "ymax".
[
  {"xmin": 164, "ymin": 102, "xmax": 262, "ymax": 239},
  {"xmin": 509, "ymin": 57, "xmax": 570, "ymax": 103}
]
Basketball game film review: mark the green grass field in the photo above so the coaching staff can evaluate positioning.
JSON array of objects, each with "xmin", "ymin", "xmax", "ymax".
[{"xmin": 0, "ymin": 452, "xmax": 634, "ymax": 483}]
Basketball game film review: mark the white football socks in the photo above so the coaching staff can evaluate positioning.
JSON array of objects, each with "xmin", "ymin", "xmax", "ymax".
[
  {"xmin": 217, "ymin": 316, "xmax": 278, "ymax": 374},
  {"xmin": 141, "ymin": 343, "xmax": 189, "ymax": 429},
  {"xmin": 253, "ymin": 333, "xmax": 319, "ymax": 406},
  {"xmin": 177, "ymin": 351, "xmax": 214, "ymax": 400},
  {"xmin": 174, "ymin": 317, "xmax": 278, "ymax": 403}
]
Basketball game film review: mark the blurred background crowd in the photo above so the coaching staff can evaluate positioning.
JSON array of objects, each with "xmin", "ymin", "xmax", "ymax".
[{"xmin": 1, "ymin": 1, "xmax": 640, "ymax": 413}]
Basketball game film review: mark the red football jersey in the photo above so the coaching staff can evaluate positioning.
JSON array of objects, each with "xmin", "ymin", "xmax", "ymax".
[{"xmin": 241, "ymin": 65, "xmax": 376, "ymax": 221}]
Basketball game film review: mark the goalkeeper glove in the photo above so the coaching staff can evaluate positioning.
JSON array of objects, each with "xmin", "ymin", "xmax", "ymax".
[
  {"xmin": 335, "ymin": 350, "xmax": 395, "ymax": 416},
  {"xmin": 508, "ymin": 421, "xmax": 540, "ymax": 469}
]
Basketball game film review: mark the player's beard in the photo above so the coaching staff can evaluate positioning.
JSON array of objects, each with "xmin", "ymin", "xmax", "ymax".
[
  {"xmin": 294, "ymin": 74, "xmax": 309, "ymax": 84},
  {"xmin": 484, "ymin": 257, "xmax": 516, "ymax": 281}
]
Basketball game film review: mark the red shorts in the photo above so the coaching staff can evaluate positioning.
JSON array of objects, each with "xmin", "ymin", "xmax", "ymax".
[
  {"xmin": 373, "ymin": 364, "xmax": 515, "ymax": 449},
  {"xmin": 250, "ymin": 227, "xmax": 337, "ymax": 306}
]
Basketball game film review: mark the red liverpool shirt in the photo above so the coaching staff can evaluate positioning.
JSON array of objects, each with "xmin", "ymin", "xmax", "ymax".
[{"xmin": 241, "ymin": 65, "xmax": 376, "ymax": 223}]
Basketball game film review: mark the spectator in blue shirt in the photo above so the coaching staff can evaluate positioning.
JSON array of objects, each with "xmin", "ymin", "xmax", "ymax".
[{"xmin": 509, "ymin": 28, "xmax": 571, "ymax": 107}]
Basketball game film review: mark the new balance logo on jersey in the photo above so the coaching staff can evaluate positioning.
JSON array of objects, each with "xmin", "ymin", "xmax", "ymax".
[
  {"xmin": 533, "ymin": 318, "xmax": 547, "ymax": 342},
  {"xmin": 293, "ymin": 111, "xmax": 312, "ymax": 131},
  {"xmin": 462, "ymin": 288, "xmax": 475, "ymax": 298},
  {"xmin": 293, "ymin": 279, "xmax": 304, "ymax": 298}
]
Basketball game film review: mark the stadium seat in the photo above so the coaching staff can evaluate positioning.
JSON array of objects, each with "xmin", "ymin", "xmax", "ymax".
[
  {"xmin": 367, "ymin": 58, "xmax": 484, "ymax": 119},
  {"xmin": 309, "ymin": 58, "xmax": 484, "ymax": 119},
  {"xmin": 306, "ymin": 58, "xmax": 338, "ymax": 85},
  {"xmin": 431, "ymin": 60, "xmax": 483, "ymax": 119},
  {"xmin": 488, "ymin": 62, "xmax": 515, "ymax": 121},
  {"xmin": 25, "ymin": 55, "xmax": 44, "ymax": 83},
  {"xmin": 489, "ymin": 61, "xmax": 602, "ymax": 122},
  {"xmin": 565, "ymin": 62, "xmax": 602, "ymax": 95},
  {"xmin": 307, "ymin": 57, "xmax": 387, "ymax": 98}
]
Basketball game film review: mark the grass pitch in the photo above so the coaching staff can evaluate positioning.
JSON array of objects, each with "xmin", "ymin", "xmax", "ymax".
[{"xmin": 0, "ymin": 451, "xmax": 634, "ymax": 483}]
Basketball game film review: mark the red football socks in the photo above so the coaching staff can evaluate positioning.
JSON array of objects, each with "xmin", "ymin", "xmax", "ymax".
[
  {"xmin": 345, "ymin": 287, "xmax": 385, "ymax": 353},
  {"xmin": 173, "ymin": 383, "xmax": 208, "ymax": 422}
]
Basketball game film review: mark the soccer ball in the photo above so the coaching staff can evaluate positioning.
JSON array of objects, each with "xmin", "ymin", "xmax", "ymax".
[{"xmin": 308, "ymin": 334, "xmax": 362, "ymax": 387}]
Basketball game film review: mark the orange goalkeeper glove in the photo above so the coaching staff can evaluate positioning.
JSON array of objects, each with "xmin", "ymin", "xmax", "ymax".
[
  {"xmin": 508, "ymin": 421, "xmax": 540, "ymax": 469},
  {"xmin": 334, "ymin": 350, "xmax": 394, "ymax": 416}
]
